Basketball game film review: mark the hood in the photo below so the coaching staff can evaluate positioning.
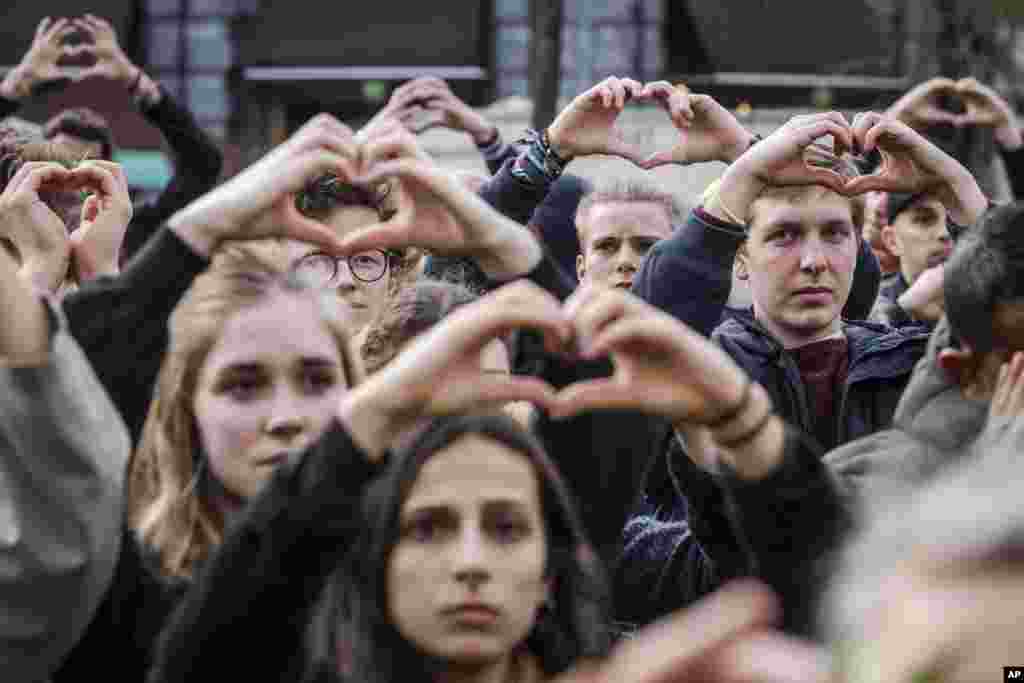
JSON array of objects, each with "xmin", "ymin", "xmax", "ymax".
[{"xmin": 888, "ymin": 317, "xmax": 988, "ymax": 451}]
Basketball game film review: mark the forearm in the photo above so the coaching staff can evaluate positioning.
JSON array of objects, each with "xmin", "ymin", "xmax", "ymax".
[
  {"xmin": 149, "ymin": 420, "xmax": 380, "ymax": 683},
  {"xmin": 632, "ymin": 208, "xmax": 743, "ymax": 337},
  {"xmin": 0, "ymin": 247, "xmax": 50, "ymax": 362},
  {"xmin": 0, "ymin": 301, "xmax": 130, "ymax": 681},
  {"xmin": 719, "ymin": 425, "xmax": 850, "ymax": 637},
  {"xmin": 62, "ymin": 226, "xmax": 209, "ymax": 440}
]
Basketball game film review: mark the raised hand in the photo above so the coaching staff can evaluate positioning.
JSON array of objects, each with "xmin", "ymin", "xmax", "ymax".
[
  {"xmin": 547, "ymin": 76, "xmax": 647, "ymax": 165},
  {"xmin": 955, "ymin": 77, "xmax": 1023, "ymax": 149},
  {"xmin": 338, "ymin": 281, "xmax": 569, "ymax": 459},
  {"xmin": 0, "ymin": 17, "xmax": 79, "ymax": 100},
  {"xmin": 552, "ymin": 581, "xmax": 828, "ymax": 683},
  {"xmin": 342, "ymin": 128, "xmax": 541, "ymax": 279},
  {"xmin": 167, "ymin": 114, "xmax": 359, "ymax": 257},
  {"xmin": 69, "ymin": 160, "xmax": 133, "ymax": 281},
  {"xmin": 65, "ymin": 14, "xmax": 136, "ymax": 84},
  {"xmin": 844, "ymin": 112, "xmax": 987, "ymax": 226},
  {"xmin": 0, "ymin": 162, "xmax": 72, "ymax": 293},
  {"xmin": 399, "ymin": 78, "xmax": 499, "ymax": 144},
  {"xmin": 886, "ymin": 77, "xmax": 960, "ymax": 130},
  {"xmin": 708, "ymin": 112, "xmax": 853, "ymax": 224},
  {"xmin": 552, "ymin": 286, "xmax": 749, "ymax": 424},
  {"xmin": 639, "ymin": 83, "xmax": 753, "ymax": 169}
]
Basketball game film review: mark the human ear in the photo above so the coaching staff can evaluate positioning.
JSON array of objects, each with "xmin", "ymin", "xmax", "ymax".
[
  {"xmin": 882, "ymin": 224, "xmax": 902, "ymax": 257},
  {"xmin": 734, "ymin": 250, "xmax": 749, "ymax": 281},
  {"xmin": 938, "ymin": 347, "xmax": 976, "ymax": 387},
  {"xmin": 576, "ymin": 253, "xmax": 586, "ymax": 282}
]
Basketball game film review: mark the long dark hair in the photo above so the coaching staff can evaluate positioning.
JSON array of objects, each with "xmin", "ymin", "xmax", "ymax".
[{"xmin": 322, "ymin": 413, "xmax": 612, "ymax": 683}]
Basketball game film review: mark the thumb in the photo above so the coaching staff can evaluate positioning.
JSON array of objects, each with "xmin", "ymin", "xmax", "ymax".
[
  {"xmin": 337, "ymin": 221, "xmax": 408, "ymax": 255},
  {"xmin": 640, "ymin": 149, "xmax": 680, "ymax": 170},
  {"xmin": 80, "ymin": 194, "xmax": 100, "ymax": 225}
]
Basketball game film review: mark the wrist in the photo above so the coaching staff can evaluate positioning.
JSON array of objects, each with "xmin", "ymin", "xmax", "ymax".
[
  {"xmin": 0, "ymin": 66, "xmax": 33, "ymax": 100},
  {"xmin": 337, "ymin": 389, "xmax": 403, "ymax": 462},
  {"xmin": 544, "ymin": 126, "xmax": 574, "ymax": 163},
  {"xmin": 470, "ymin": 122, "xmax": 499, "ymax": 147},
  {"xmin": 721, "ymin": 132, "xmax": 760, "ymax": 165},
  {"xmin": 473, "ymin": 225, "xmax": 543, "ymax": 281},
  {"xmin": 717, "ymin": 415, "xmax": 786, "ymax": 480},
  {"xmin": 995, "ymin": 124, "xmax": 1024, "ymax": 151},
  {"xmin": 707, "ymin": 160, "xmax": 765, "ymax": 226}
]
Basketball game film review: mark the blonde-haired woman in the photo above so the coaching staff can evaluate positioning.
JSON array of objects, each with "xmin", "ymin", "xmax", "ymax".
[
  {"xmin": 129, "ymin": 242, "xmax": 362, "ymax": 580},
  {"xmin": 51, "ymin": 113, "xmax": 365, "ymax": 682}
]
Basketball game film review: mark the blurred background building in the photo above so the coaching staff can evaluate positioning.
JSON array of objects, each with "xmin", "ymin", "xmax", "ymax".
[{"xmin": 1, "ymin": 0, "xmax": 1022, "ymax": 193}]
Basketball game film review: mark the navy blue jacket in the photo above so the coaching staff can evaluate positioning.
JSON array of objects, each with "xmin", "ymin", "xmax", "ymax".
[{"xmin": 622, "ymin": 208, "xmax": 928, "ymax": 632}]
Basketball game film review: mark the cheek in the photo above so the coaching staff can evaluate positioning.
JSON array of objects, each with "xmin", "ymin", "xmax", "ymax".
[{"xmin": 194, "ymin": 396, "xmax": 265, "ymax": 460}]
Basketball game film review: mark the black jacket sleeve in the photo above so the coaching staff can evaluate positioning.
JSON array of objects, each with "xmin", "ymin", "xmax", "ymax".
[
  {"xmin": 62, "ymin": 227, "xmax": 209, "ymax": 442},
  {"xmin": 718, "ymin": 426, "xmax": 851, "ymax": 637},
  {"xmin": 425, "ymin": 156, "xmax": 554, "ymax": 293},
  {"xmin": 148, "ymin": 421, "xmax": 381, "ymax": 683},
  {"xmin": 122, "ymin": 87, "xmax": 223, "ymax": 260},
  {"xmin": 633, "ymin": 208, "xmax": 745, "ymax": 338},
  {"xmin": 0, "ymin": 94, "xmax": 20, "ymax": 119},
  {"xmin": 1000, "ymin": 142, "xmax": 1024, "ymax": 200}
]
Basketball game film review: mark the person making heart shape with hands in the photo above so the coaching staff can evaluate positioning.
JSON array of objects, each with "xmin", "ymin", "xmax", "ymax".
[{"xmin": 0, "ymin": 158, "xmax": 133, "ymax": 293}]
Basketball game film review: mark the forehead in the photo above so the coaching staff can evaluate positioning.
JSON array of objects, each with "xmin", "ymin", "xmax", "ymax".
[
  {"xmin": 580, "ymin": 200, "xmax": 673, "ymax": 240},
  {"xmin": 893, "ymin": 197, "xmax": 946, "ymax": 222},
  {"xmin": 403, "ymin": 434, "xmax": 540, "ymax": 513},
  {"xmin": 201, "ymin": 293, "xmax": 342, "ymax": 374},
  {"xmin": 749, "ymin": 191, "xmax": 855, "ymax": 233}
]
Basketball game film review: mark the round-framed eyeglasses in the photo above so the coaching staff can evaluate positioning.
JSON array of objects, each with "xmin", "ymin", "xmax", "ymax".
[{"xmin": 292, "ymin": 249, "xmax": 392, "ymax": 286}]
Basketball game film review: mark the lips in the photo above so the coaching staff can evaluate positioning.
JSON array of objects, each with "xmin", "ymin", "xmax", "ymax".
[
  {"xmin": 256, "ymin": 452, "xmax": 293, "ymax": 467},
  {"xmin": 442, "ymin": 603, "xmax": 501, "ymax": 625},
  {"xmin": 793, "ymin": 287, "xmax": 832, "ymax": 297}
]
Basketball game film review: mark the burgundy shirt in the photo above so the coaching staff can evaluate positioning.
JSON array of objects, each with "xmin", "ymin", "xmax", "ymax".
[{"xmin": 789, "ymin": 337, "xmax": 850, "ymax": 450}]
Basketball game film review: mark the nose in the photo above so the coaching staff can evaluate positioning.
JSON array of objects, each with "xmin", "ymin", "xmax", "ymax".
[
  {"xmin": 452, "ymin": 527, "xmax": 490, "ymax": 590},
  {"xmin": 615, "ymin": 247, "xmax": 639, "ymax": 273},
  {"xmin": 799, "ymin": 240, "xmax": 828, "ymax": 275},
  {"xmin": 334, "ymin": 259, "xmax": 358, "ymax": 290},
  {"xmin": 264, "ymin": 389, "xmax": 307, "ymax": 440}
]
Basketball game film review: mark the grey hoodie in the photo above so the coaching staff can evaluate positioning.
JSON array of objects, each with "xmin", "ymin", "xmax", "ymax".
[
  {"xmin": 825, "ymin": 316, "xmax": 988, "ymax": 518},
  {"xmin": 1, "ymin": 302, "xmax": 130, "ymax": 683}
]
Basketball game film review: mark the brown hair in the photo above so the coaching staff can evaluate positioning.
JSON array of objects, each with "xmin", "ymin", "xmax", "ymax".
[
  {"xmin": 129, "ymin": 241, "xmax": 363, "ymax": 580},
  {"xmin": 42, "ymin": 107, "xmax": 115, "ymax": 161},
  {"xmin": 296, "ymin": 172, "xmax": 423, "ymax": 293},
  {"xmin": 359, "ymin": 279, "xmax": 478, "ymax": 374}
]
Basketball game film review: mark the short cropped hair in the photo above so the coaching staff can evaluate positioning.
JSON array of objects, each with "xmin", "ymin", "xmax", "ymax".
[
  {"xmin": 575, "ymin": 181, "xmax": 682, "ymax": 244},
  {"xmin": 944, "ymin": 202, "xmax": 1024, "ymax": 352},
  {"xmin": 42, "ymin": 107, "xmax": 115, "ymax": 161}
]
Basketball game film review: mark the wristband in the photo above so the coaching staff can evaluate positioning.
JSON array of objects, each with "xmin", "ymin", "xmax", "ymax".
[{"xmin": 129, "ymin": 68, "xmax": 142, "ymax": 94}]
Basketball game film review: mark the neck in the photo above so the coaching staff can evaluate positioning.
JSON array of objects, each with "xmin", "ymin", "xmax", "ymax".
[
  {"xmin": 753, "ymin": 307, "xmax": 843, "ymax": 350},
  {"xmin": 436, "ymin": 650, "xmax": 540, "ymax": 683},
  {"xmin": 900, "ymin": 265, "xmax": 917, "ymax": 287}
]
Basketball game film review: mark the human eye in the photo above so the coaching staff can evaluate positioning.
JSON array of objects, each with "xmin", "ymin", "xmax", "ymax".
[
  {"xmin": 766, "ymin": 227, "xmax": 798, "ymax": 244},
  {"xmin": 823, "ymin": 224, "xmax": 853, "ymax": 243},
  {"xmin": 594, "ymin": 238, "xmax": 617, "ymax": 252},
  {"xmin": 216, "ymin": 371, "xmax": 266, "ymax": 401},
  {"xmin": 402, "ymin": 510, "xmax": 453, "ymax": 543},
  {"xmin": 486, "ymin": 507, "xmax": 531, "ymax": 544},
  {"xmin": 300, "ymin": 365, "xmax": 338, "ymax": 395}
]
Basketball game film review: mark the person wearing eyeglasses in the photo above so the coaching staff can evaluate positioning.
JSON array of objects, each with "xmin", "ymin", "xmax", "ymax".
[{"xmin": 289, "ymin": 175, "xmax": 418, "ymax": 331}]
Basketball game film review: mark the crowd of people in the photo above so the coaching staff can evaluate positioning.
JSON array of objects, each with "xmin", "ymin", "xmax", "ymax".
[{"xmin": 3, "ymin": 12, "xmax": 1024, "ymax": 683}]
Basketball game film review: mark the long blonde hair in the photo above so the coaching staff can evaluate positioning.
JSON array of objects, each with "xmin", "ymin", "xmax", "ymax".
[{"xmin": 128, "ymin": 241, "xmax": 362, "ymax": 580}]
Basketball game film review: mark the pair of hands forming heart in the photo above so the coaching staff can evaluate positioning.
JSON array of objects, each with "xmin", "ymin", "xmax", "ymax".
[
  {"xmin": 338, "ymin": 279, "xmax": 762, "ymax": 462},
  {"xmin": 710, "ymin": 110, "xmax": 989, "ymax": 228},
  {"xmin": 889, "ymin": 77, "xmax": 1021, "ymax": 131},
  {"xmin": 1, "ymin": 15, "xmax": 145, "ymax": 101},
  {"xmin": 0, "ymin": 159, "xmax": 132, "ymax": 292},
  {"xmin": 546, "ymin": 77, "xmax": 756, "ymax": 170},
  {"xmin": 362, "ymin": 77, "xmax": 500, "ymax": 146}
]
